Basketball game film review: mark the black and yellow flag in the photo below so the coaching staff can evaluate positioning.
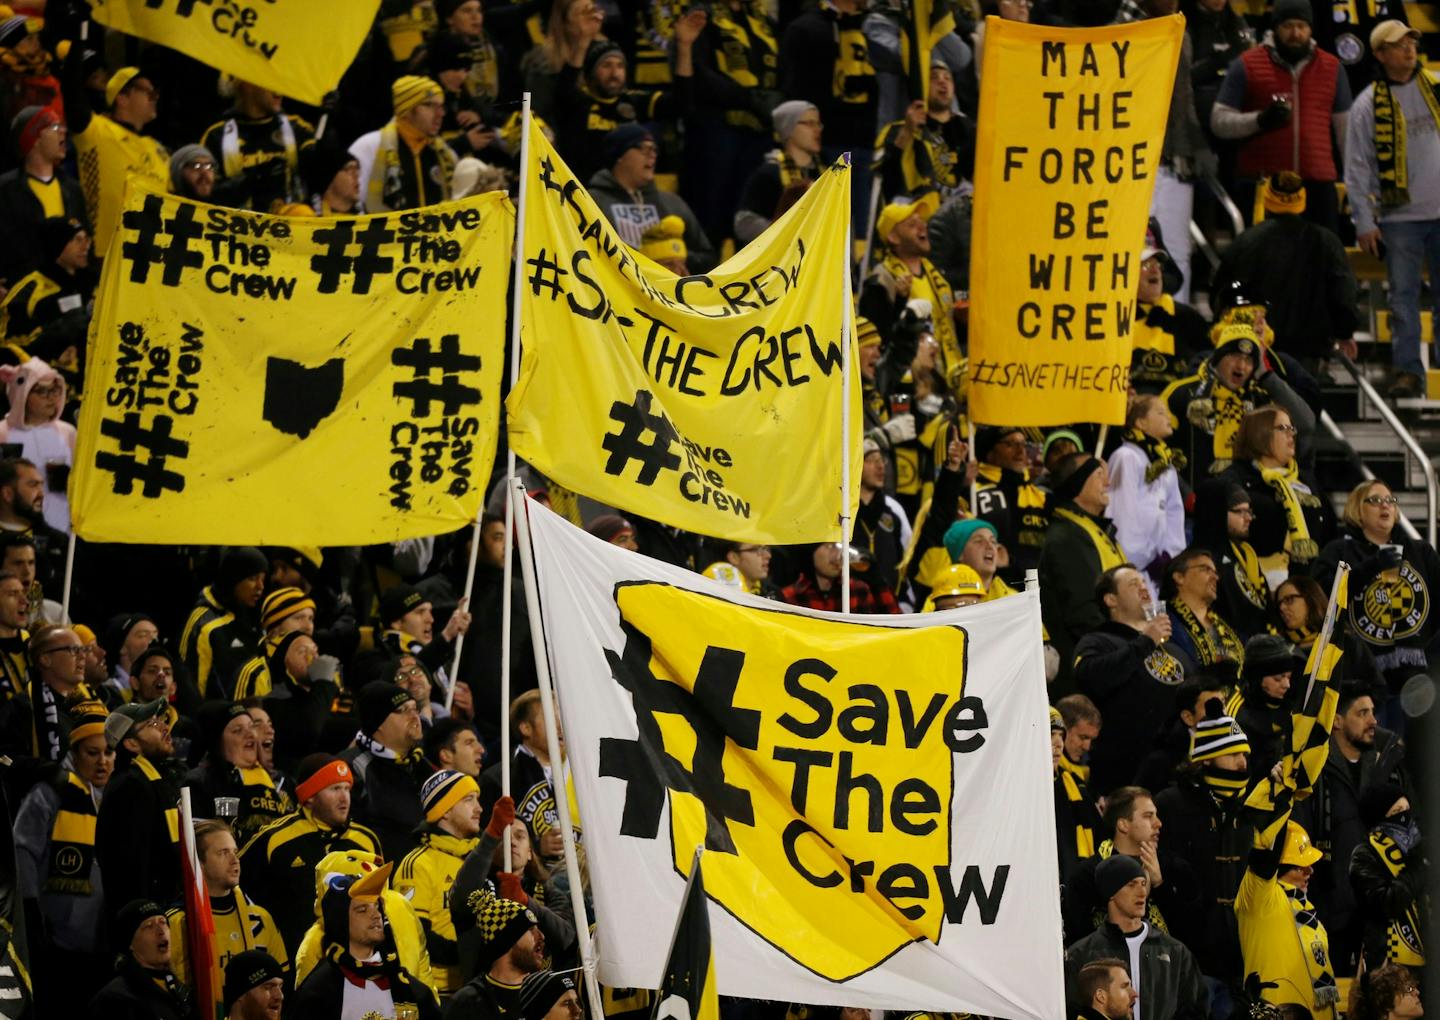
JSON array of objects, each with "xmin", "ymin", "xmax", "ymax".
[
  {"xmin": 903, "ymin": 0, "xmax": 957, "ymax": 105},
  {"xmin": 653, "ymin": 851, "xmax": 719, "ymax": 1020},
  {"xmin": 89, "ymin": 0, "xmax": 380, "ymax": 105}
]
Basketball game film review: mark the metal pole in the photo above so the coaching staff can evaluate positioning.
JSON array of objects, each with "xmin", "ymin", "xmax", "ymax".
[
  {"xmin": 59, "ymin": 530, "xmax": 76, "ymax": 623},
  {"xmin": 858, "ymin": 172, "xmax": 883, "ymax": 282},
  {"xmin": 840, "ymin": 153, "xmax": 855, "ymax": 616},
  {"xmin": 495, "ymin": 92, "xmax": 533, "ymax": 872},
  {"xmin": 510, "ymin": 484, "xmax": 607, "ymax": 1020}
]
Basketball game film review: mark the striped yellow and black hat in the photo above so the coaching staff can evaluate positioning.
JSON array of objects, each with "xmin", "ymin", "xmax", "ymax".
[
  {"xmin": 392, "ymin": 75, "xmax": 442, "ymax": 117},
  {"xmin": 421, "ymin": 769, "xmax": 480, "ymax": 824},
  {"xmin": 261, "ymin": 586, "xmax": 316, "ymax": 632},
  {"xmin": 467, "ymin": 884, "xmax": 539, "ymax": 966},
  {"xmin": 1189, "ymin": 713, "xmax": 1250, "ymax": 763}
]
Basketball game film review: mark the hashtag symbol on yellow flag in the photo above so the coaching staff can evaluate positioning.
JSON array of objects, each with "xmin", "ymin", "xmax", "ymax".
[
  {"xmin": 310, "ymin": 219, "xmax": 396, "ymax": 295},
  {"xmin": 601, "ymin": 391, "xmax": 681, "ymax": 486},
  {"xmin": 600, "ymin": 615, "xmax": 758, "ymax": 853},
  {"xmin": 120, "ymin": 195, "xmax": 204, "ymax": 286},
  {"xmin": 95, "ymin": 411, "xmax": 190, "ymax": 497},
  {"xmin": 390, "ymin": 336, "xmax": 482, "ymax": 416}
]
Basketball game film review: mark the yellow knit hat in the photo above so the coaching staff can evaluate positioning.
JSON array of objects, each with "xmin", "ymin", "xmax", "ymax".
[
  {"xmin": 639, "ymin": 215, "xmax": 687, "ymax": 264},
  {"xmin": 1262, "ymin": 171, "xmax": 1306, "ymax": 215},
  {"xmin": 105, "ymin": 67, "xmax": 142, "ymax": 107},
  {"xmin": 855, "ymin": 315, "xmax": 881, "ymax": 349},
  {"xmin": 392, "ymin": 75, "xmax": 442, "ymax": 117}
]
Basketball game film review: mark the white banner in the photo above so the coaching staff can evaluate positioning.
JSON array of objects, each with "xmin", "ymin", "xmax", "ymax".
[{"xmin": 526, "ymin": 500, "xmax": 1064, "ymax": 1018}]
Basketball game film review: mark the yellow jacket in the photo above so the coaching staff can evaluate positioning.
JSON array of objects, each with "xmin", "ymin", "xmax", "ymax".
[
  {"xmin": 392, "ymin": 830, "xmax": 476, "ymax": 993},
  {"xmin": 1235, "ymin": 871, "xmax": 1337, "ymax": 1019},
  {"xmin": 168, "ymin": 886, "xmax": 289, "ymax": 1020}
]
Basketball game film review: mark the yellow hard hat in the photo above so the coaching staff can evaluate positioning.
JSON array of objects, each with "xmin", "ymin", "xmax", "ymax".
[{"xmin": 1279, "ymin": 821, "xmax": 1322, "ymax": 868}]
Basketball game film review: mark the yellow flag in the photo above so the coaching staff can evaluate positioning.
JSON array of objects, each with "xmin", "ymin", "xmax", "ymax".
[
  {"xmin": 88, "ymin": 0, "xmax": 380, "ymax": 105},
  {"xmin": 968, "ymin": 16, "xmax": 1183, "ymax": 426},
  {"xmin": 72, "ymin": 187, "xmax": 512, "ymax": 544},
  {"xmin": 506, "ymin": 122, "xmax": 861, "ymax": 543}
]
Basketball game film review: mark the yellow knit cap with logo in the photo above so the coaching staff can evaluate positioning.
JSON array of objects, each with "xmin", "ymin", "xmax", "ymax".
[{"xmin": 393, "ymin": 75, "xmax": 442, "ymax": 117}]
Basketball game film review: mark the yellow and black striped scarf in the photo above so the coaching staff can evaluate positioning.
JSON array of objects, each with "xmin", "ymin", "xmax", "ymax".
[
  {"xmin": 45, "ymin": 772, "xmax": 98, "ymax": 896},
  {"xmin": 1258, "ymin": 460, "xmax": 1320, "ymax": 565},
  {"xmin": 1124, "ymin": 427, "xmax": 1187, "ymax": 484},
  {"xmin": 1173, "ymin": 597, "xmax": 1246, "ymax": 668},
  {"xmin": 1056, "ymin": 767, "xmax": 1095, "ymax": 859},
  {"xmin": 1374, "ymin": 71, "xmax": 1440, "ymax": 208}
]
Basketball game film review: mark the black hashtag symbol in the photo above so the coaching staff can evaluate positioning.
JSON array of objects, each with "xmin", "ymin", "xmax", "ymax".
[
  {"xmin": 601, "ymin": 391, "xmax": 680, "ymax": 486},
  {"xmin": 94, "ymin": 413, "xmax": 189, "ymax": 497},
  {"xmin": 601, "ymin": 606, "xmax": 760, "ymax": 854},
  {"xmin": 392, "ymin": 334, "xmax": 481, "ymax": 416},
  {"xmin": 526, "ymin": 248, "xmax": 568, "ymax": 299},
  {"xmin": 310, "ymin": 219, "xmax": 395, "ymax": 295},
  {"xmin": 120, "ymin": 196, "xmax": 204, "ymax": 286}
]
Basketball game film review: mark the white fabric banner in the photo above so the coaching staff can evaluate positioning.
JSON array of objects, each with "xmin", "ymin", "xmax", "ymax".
[{"xmin": 526, "ymin": 499, "xmax": 1064, "ymax": 1019}]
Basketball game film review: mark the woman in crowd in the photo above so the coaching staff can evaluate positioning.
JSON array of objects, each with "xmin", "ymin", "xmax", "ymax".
[
  {"xmin": 184, "ymin": 701, "xmax": 294, "ymax": 844},
  {"xmin": 1217, "ymin": 406, "xmax": 1333, "ymax": 586}
]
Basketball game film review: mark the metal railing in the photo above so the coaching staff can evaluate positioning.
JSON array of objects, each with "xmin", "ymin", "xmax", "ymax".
[
  {"xmin": 1318, "ymin": 410, "xmax": 1423, "ymax": 543},
  {"xmin": 1332, "ymin": 354, "xmax": 1437, "ymax": 546}
]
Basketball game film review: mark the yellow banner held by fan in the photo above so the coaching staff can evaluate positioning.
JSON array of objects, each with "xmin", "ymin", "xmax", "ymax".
[
  {"xmin": 506, "ymin": 121, "xmax": 862, "ymax": 543},
  {"xmin": 71, "ymin": 187, "xmax": 512, "ymax": 545},
  {"xmin": 968, "ymin": 16, "xmax": 1183, "ymax": 426},
  {"xmin": 89, "ymin": 0, "xmax": 380, "ymax": 105}
]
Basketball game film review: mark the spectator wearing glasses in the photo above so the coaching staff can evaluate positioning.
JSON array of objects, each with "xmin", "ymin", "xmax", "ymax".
[
  {"xmin": 350, "ymin": 76, "xmax": 457, "ymax": 213},
  {"xmin": 1315, "ymin": 481, "xmax": 1440, "ymax": 694},
  {"xmin": 341, "ymin": 680, "xmax": 432, "ymax": 861},
  {"xmin": 168, "ymin": 144, "xmax": 217, "ymax": 201},
  {"xmin": 1213, "ymin": 405, "xmax": 1332, "ymax": 585},
  {"xmin": 702, "ymin": 541, "xmax": 776, "ymax": 598},
  {"xmin": 25, "ymin": 624, "xmax": 110, "ymax": 763},
  {"xmin": 97, "ymin": 697, "xmax": 184, "ymax": 912}
]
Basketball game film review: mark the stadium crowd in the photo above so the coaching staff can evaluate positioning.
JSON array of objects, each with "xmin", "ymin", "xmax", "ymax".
[{"xmin": 0, "ymin": 0, "xmax": 1437, "ymax": 1017}]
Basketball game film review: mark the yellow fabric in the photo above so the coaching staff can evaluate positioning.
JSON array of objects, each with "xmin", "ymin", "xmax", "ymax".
[
  {"xmin": 1368, "ymin": 830, "xmax": 1424, "ymax": 966},
  {"xmin": 1131, "ymin": 293, "xmax": 1176, "ymax": 355},
  {"xmin": 1059, "ymin": 771, "xmax": 1096, "ymax": 857},
  {"xmin": 1235, "ymin": 872, "xmax": 1336, "ymax": 1017},
  {"xmin": 393, "ymin": 75, "xmax": 442, "ymax": 117},
  {"xmin": 89, "ymin": 0, "xmax": 380, "ymax": 105},
  {"xmin": 74, "ymin": 113, "xmax": 170, "ymax": 255},
  {"xmin": 232, "ymin": 655, "xmax": 271, "ymax": 699},
  {"xmin": 423, "ymin": 774, "xmax": 478, "ymax": 824},
  {"xmin": 135, "ymin": 754, "xmax": 180, "ymax": 844},
  {"xmin": 507, "ymin": 121, "xmax": 861, "ymax": 544},
  {"xmin": 969, "ymin": 16, "xmax": 1183, "ymax": 426},
  {"xmin": 72, "ymin": 188, "xmax": 511, "ymax": 545},
  {"xmin": 392, "ymin": 832, "xmax": 476, "ymax": 993},
  {"xmin": 168, "ymin": 887, "xmax": 289, "ymax": 1020},
  {"xmin": 180, "ymin": 591, "xmax": 232, "ymax": 699},
  {"xmin": 1051, "ymin": 506, "xmax": 1126, "ymax": 571},
  {"xmin": 880, "ymin": 252, "xmax": 962, "ymax": 389},
  {"xmin": 25, "ymin": 176, "xmax": 64, "ymax": 219},
  {"xmin": 1258, "ymin": 460, "xmax": 1319, "ymax": 564}
]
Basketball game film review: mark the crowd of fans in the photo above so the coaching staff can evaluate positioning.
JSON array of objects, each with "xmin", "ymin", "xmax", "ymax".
[{"xmin": 0, "ymin": 0, "xmax": 1436, "ymax": 1017}]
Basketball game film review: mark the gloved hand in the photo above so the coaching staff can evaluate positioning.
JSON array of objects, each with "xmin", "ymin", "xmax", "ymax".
[
  {"xmin": 916, "ymin": 394, "xmax": 945, "ymax": 417},
  {"xmin": 1257, "ymin": 100, "xmax": 1292, "ymax": 132},
  {"xmin": 308, "ymin": 655, "xmax": 340, "ymax": 684},
  {"xmin": 497, "ymin": 871, "xmax": 530, "ymax": 906},
  {"xmin": 880, "ymin": 413, "xmax": 917, "ymax": 445},
  {"xmin": 486, "ymin": 795, "xmax": 516, "ymax": 838},
  {"xmin": 1377, "ymin": 545, "xmax": 1404, "ymax": 572}
]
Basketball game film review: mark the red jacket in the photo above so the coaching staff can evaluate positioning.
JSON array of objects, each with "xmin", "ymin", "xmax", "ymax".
[{"xmin": 1238, "ymin": 44, "xmax": 1341, "ymax": 181}]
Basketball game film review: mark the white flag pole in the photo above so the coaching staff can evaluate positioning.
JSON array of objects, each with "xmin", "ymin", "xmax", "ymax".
[
  {"xmin": 493, "ymin": 91, "xmax": 533, "ymax": 873},
  {"xmin": 840, "ymin": 153, "xmax": 855, "ymax": 616},
  {"xmin": 59, "ymin": 530, "xmax": 76, "ymax": 623},
  {"xmin": 510, "ymin": 482, "xmax": 606, "ymax": 1020}
]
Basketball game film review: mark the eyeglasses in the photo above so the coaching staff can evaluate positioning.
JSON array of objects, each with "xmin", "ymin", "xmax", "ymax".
[
  {"xmin": 736, "ymin": 545, "xmax": 769, "ymax": 554},
  {"xmin": 394, "ymin": 666, "xmax": 427, "ymax": 681},
  {"xmin": 1279, "ymin": 593, "xmax": 1305, "ymax": 605},
  {"xmin": 137, "ymin": 716, "xmax": 168, "ymax": 732},
  {"xmin": 1272, "ymin": 423, "xmax": 1297, "ymax": 434},
  {"xmin": 1363, "ymin": 494, "xmax": 1400, "ymax": 506},
  {"xmin": 41, "ymin": 645, "xmax": 86, "ymax": 657},
  {"xmin": 185, "ymin": 160, "xmax": 215, "ymax": 172},
  {"xmin": 126, "ymin": 83, "xmax": 160, "ymax": 100},
  {"xmin": 29, "ymin": 384, "xmax": 62, "ymax": 397}
]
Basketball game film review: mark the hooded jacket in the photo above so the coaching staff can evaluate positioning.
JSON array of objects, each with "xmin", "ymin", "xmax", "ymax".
[
  {"xmin": 585, "ymin": 169, "xmax": 717, "ymax": 274},
  {"xmin": 1191, "ymin": 478, "xmax": 1271, "ymax": 641},
  {"xmin": 0, "ymin": 358, "xmax": 75, "ymax": 534},
  {"xmin": 13, "ymin": 768, "xmax": 106, "ymax": 952}
]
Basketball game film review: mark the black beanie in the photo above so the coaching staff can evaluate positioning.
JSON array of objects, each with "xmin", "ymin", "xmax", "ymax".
[
  {"xmin": 112, "ymin": 898, "xmax": 164, "ymax": 951},
  {"xmin": 1095, "ymin": 854, "xmax": 1146, "ymax": 903},
  {"xmin": 1053, "ymin": 455, "xmax": 1102, "ymax": 505},
  {"xmin": 583, "ymin": 39, "xmax": 624, "ymax": 79},
  {"xmin": 428, "ymin": 31, "xmax": 473, "ymax": 73},
  {"xmin": 518, "ymin": 969, "xmax": 579, "ymax": 1020},
  {"xmin": 38, "ymin": 216, "xmax": 86, "ymax": 265},
  {"xmin": 197, "ymin": 701, "xmax": 251, "ymax": 764},
  {"xmin": 378, "ymin": 584, "xmax": 427, "ymax": 628},
  {"xmin": 975, "ymin": 425, "xmax": 1022, "ymax": 463},
  {"xmin": 217, "ymin": 547, "xmax": 268, "ymax": 592},
  {"xmin": 358, "ymin": 681, "xmax": 414, "ymax": 736},
  {"xmin": 223, "ymin": 949, "xmax": 284, "ymax": 1007},
  {"xmin": 1273, "ymin": 0, "xmax": 1312, "ymax": 24},
  {"xmin": 102, "ymin": 612, "xmax": 154, "ymax": 670},
  {"xmin": 302, "ymin": 142, "xmax": 357, "ymax": 198},
  {"xmin": 1359, "ymin": 782, "xmax": 1406, "ymax": 829}
]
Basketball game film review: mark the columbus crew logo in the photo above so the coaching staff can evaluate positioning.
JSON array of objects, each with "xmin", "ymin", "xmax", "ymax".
[
  {"xmin": 1144, "ymin": 647, "xmax": 1185, "ymax": 685},
  {"xmin": 1352, "ymin": 563, "xmax": 1430, "ymax": 643}
]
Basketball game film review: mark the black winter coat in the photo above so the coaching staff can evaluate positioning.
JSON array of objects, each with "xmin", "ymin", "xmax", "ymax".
[
  {"xmin": 87, "ymin": 959, "xmax": 195, "ymax": 1020},
  {"xmin": 1348, "ymin": 826, "xmax": 1428, "ymax": 971},
  {"xmin": 96, "ymin": 753, "xmax": 183, "ymax": 918},
  {"xmin": 1154, "ymin": 772, "xmax": 1254, "ymax": 979},
  {"xmin": 340, "ymin": 746, "xmax": 432, "ymax": 862},
  {"xmin": 1065, "ymin": 921, "xmax": 1208, "ymax": 1020}
]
